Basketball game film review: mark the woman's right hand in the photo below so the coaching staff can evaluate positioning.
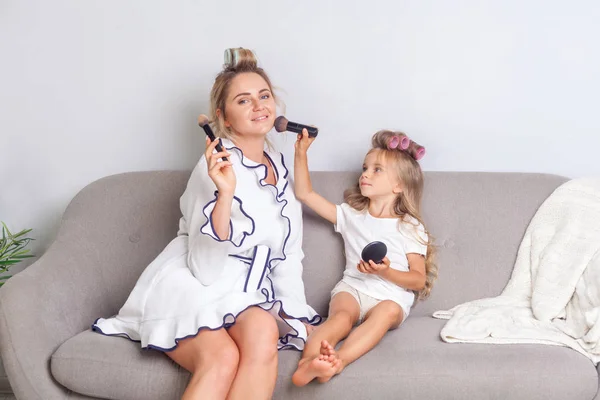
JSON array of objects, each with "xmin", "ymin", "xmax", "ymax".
[{"xmin": 205, "ymin": 137, "xmax": 236, "ymax": 196}]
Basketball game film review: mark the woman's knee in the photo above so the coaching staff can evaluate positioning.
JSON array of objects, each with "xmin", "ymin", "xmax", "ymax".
[
  {"xmin": 194, "ymin": 330, "xmax": 240, "ymax": 373},
  {"xmin": 167, "ymin": 330, "xmax": 240, "ymax": 377},
  {"xmin": 240, "ymin": 307, "xmax": 279, "ymax": 338},
  {"xmin": 232, "ymin": 308, "xmax": 279, "ymax": 361},
  {"xmin": 200, "ymin": 335, "xmax": 240, "ymax": 374}
]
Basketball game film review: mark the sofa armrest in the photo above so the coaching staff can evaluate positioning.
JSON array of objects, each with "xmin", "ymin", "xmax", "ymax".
[
  {"xmin": 0, "ymin": 171, "xmax": 189, "ymax": 400},
  {"xmin": 0, "ymin": 255, "xmax": 75, "ymax": 399},
  {"xmin": 595, "ymin": 364, "xmax": 600, "ymax": 400}
]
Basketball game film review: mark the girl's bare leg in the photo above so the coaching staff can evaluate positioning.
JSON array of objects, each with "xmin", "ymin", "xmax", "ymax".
[
  {"xmin": 292, "ymin": 293, "xmax": 360, "ymax": 386},
  {"xmin": 324, "ymin": 300, "xmax": 403, "ymax": 381}
]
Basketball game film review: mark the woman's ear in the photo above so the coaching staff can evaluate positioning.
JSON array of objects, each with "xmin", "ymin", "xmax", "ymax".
[{"xmin": 216, "ymin": 109, "xmax": 230, "ymax": 128}]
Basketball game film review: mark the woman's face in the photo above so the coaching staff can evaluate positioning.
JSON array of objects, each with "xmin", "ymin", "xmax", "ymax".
[{"xmin": 221, "ymin": 72, "xmax": 276, "ymax": 138}]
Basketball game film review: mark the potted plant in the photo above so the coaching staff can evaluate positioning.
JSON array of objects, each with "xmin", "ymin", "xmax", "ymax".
[{"xmin": 0, "ymin": 222, "xmax": 34, "ymax": 287}]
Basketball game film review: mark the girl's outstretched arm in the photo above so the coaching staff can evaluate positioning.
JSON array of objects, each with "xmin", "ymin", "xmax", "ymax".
[{"xmin": 294, "ymin": 129, "xmax": 337, "ymax": 224}]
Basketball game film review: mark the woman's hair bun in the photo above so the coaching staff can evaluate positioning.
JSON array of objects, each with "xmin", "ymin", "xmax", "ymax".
[{"xmin": 223, "ymin": 48, "xmax": 258, "ymax": 70}]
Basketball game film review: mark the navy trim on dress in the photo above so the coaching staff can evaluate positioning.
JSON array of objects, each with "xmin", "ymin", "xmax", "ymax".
[
  {"xmin": 92, "ymin": 142, "xmax": 322, "ymax": 353},
  {"xmin": 200, "ymin": 192, "xmax": 255, "ymax": 247}
]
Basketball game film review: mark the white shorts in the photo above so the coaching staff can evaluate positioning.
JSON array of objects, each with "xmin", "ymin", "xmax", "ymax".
[{"xmin": 329, "ymin": 281, "xmax": 408, "ymax": 325}]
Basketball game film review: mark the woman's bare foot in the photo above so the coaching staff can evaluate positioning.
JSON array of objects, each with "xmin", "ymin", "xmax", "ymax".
[{"xmin": 292, "ymin": 355, "xmax": 338, "ymax": 387}]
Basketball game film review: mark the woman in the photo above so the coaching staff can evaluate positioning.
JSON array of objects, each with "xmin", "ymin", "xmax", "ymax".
[{"xmin": 93, "ymin": 48, "xmax": 321, "ymax": 400}]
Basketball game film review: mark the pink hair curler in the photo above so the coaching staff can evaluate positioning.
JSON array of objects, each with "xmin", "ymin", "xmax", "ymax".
[
  {"xmin": 407, "ymin": 140, "xmax": 426, "ymax": 160},
  {"xmin": 396, "ymin": 133, "xmax": 410, "ymax": 150}
]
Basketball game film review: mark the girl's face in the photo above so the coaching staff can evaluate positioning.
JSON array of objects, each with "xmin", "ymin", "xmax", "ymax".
[
  {"xmin": 219, "ymin": 72, "xmax": 276, "ymax": 138},
  {"xmin": 359, "ymin": 149, "xmax": 403, "ymax": 199}
]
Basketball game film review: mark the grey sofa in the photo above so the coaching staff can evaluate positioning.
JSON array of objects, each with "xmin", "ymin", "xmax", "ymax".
[{"xmin": 1, "ymin": 170, "xmax": 599, "ymax": 400}]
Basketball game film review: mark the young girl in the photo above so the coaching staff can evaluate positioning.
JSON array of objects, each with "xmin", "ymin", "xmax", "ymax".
[{"xmin": 291, "ymin": 129, "xmax": 437, "ymax": 386}]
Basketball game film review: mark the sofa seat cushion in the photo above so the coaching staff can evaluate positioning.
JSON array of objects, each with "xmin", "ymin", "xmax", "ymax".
[
  {"xmin": 51, "ymin": 330, "xmax": 188, "ymax": 400},
  {"xmin": 51, "ymin": 318, "xmax": 598, "ymax": 400}
]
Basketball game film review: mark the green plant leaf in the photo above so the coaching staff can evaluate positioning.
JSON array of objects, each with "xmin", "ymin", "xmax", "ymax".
[
  {"xmin": 10, "ymin": 255, "xmax": 34, "ymax": 260},
  {"xmin": 0, "ymin": 222, "xmax": 34, "ymax": 274},
  {"xmin": 12, "ymin": 229, "xmax": 33, "ymax": 240},
  {"xmin": 8, "ymin": 248, "xmax": 31, "ymax": 256},
  {"xmin": 12, "ymin": 250, "xmax": 35, "ymax": 260},
  {"xmin": 1, "ymin": 222, "xmax": 13, "ymax": 238},
  {"xmin": 0, "ymin": 259, "xmax": 22, "ymax": 266},
  {"xmin": 0, "ymin": 275, "xmax": 10, "ymax": 280}
]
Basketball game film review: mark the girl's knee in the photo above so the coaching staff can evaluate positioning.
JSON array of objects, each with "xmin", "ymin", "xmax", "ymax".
[
  {"xmin": 377, "ymin": 301, "xmax": 404, "ymax": 322},
  {"xmin": 329, "ymin": 310, "xmax": 357, "ymax": 328}
]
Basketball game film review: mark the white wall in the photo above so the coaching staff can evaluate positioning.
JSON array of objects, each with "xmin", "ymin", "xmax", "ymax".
[{"xmin": 1, "ymin": 0, "xmax": 599, "ymax": 261}]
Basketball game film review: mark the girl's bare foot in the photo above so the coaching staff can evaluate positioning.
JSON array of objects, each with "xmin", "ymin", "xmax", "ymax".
[
  {"xmin": 316, "ymin": 358, "xmax": 343, "ymax": 383},
  {"xmin": 319, "ymin": 340, "xmax": 335, "ymax": 358},
  {"xmin": 316, "ymin": 340, "xmax": 344, "ymax": 383},
  {"xmin": 292, "ymin": 355, "xmax": 337, "ymax": 387}
]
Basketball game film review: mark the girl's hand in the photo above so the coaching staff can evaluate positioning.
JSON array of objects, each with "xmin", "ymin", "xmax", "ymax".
[
  {"xmin": 357, "ymin": 257, "xmax": 391, "ymax": 276},
  {"xmin": 205, "ymin": 137, "xmax": 236, "ymax": 196},
  {"xmin": 294, "ymin": 128, "xmax": 316, "ymax": 155}
]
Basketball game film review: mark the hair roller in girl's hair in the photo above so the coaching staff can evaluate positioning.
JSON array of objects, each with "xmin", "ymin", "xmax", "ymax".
[
  {"xmin": 384, "ymin": 132, "xmax": 410, "ymax": 150},
  {"xmin": 407, "ymin": 140, "xmax": 426, "ymax": 160},
  {"xmin": 378, "ymin": 131, "xmax": 399, "ymax": 150},
  {"xmin": 394, "ymin": 133, "xmax": 410, "ymax": 150}
]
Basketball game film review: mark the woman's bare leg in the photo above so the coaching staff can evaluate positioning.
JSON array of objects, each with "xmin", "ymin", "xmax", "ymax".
[
  {"xmin": 226, "ymin": 307, "xmax": 280, "ymax": 400},
  {"xmin": 166, "ymin": 328, "xmax": 240, "ymax": 400}
]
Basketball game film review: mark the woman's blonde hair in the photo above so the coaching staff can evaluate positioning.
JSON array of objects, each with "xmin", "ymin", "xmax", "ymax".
[
  {"xmin": 209, "ymin": 48, "xmax": 277, "ymax": 142},
  {"xmin": 344, "ymin": 130, "xmax": 438, "ymax": 300}
]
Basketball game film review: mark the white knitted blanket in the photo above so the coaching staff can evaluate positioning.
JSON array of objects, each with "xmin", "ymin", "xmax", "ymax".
[{"xmin": 433, "ymin": 178, "xmax": 600, "ymax": 365}]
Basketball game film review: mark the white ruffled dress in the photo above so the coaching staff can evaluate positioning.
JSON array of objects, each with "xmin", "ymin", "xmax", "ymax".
[{"xmin": 93, "ymin": 138, "xmax": 321, "ymax": 351}]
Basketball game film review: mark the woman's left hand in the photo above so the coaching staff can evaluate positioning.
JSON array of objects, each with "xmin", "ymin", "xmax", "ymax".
[{"xmin": 357, "ymin": 257, "xmax": 390, "ymax": 276}]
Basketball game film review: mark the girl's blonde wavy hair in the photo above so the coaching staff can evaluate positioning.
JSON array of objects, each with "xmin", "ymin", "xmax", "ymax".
[{"xmin": 344, "ymin": 130, "xmax": 438, "ymax": 300}]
